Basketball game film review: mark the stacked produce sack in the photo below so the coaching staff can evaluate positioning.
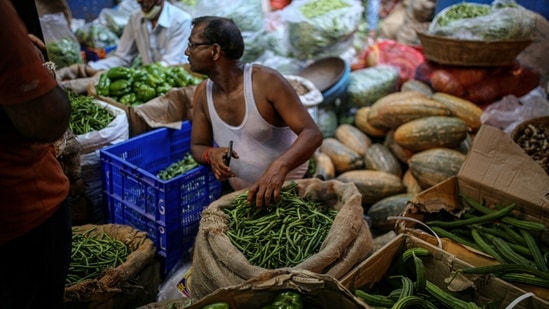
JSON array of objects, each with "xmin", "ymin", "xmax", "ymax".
[
  {"xmin": 64, "ymin": 224, "xmax": 159, "ymax": 309},
  {"xmin": 68, "ymin": 91, "xmax": 129, "ymax": 224},
  {"xmin": 314, "ymin": 80, "xmax": 483, "ymax": 231},
  {"xmin": 191, "ymin": 178, "xmax": 373, "ymax": 300},
  {"xmin": 184, "ymin": 270, "xmax": 369, "ymax": 309}
]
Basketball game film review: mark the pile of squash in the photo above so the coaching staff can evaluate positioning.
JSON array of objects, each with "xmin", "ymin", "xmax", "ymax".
[{"xmin": 314, "ymin": 80, "xmax": 483, "ymax": 231}]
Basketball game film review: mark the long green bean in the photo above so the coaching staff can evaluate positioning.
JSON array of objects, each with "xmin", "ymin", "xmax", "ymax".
[
  {"xmin": 68, "ymin": 90, "xmax": 115, "ymax": 135},
  {"xmin": 66, "ymin": 229, "xmax": 130, "ymax": 286},
  {"xmin": 224, "ymin": 182, "xmax": 337, "ymax": 269}
]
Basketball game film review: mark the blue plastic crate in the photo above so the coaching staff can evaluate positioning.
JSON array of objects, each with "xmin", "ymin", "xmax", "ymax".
[
  {"xmin": 100, "ymin": 124, "xmax": 222, "ymax": 273},
  {"xmin": 67, "ymin": 0, "xmax": 117, "ymax": 22}
]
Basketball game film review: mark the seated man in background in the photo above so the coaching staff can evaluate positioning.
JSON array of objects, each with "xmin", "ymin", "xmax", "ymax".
[
  {"xmin": 57, "ymin": 0, "xmax": 192, "ymax": 92},
  {"xmin": 188, "ymin": 16, "xmax": 323, "ymax": 208}
]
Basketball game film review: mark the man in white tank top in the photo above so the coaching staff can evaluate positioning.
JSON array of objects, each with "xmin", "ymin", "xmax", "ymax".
[{"xmin": 186, "ymin": 16, "xmax": 322, "ymax": 208}]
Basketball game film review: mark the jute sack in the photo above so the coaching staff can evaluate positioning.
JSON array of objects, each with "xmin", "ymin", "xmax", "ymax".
[
  {"xmin": 191, "ymin": 178, "xmax": 374, "ymax": 300},
  {"xmin": 64, "ymin": 224, "xmax": 158, "ymax": 308},
  {"xmin": 185, "ymin": 269, "xmax": 370, "ymax": 309}
]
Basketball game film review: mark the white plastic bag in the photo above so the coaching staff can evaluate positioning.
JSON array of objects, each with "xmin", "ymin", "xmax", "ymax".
[
  {"xmin": 481, "ymin": 86, "xmax": 549, "ymax": 134},
  {"xmin": 192, "ymin": 0, "xmax": 265, "ymax": 32},
  {"xmin": 76, "ymin": 100, "xmax": 129, "ymax": 154},
  {"xmin": 157, "ymin": 260, "xmax": 193, "ymax": 301},
  {"xmin": 39, "ymin": 12, "xmax": 83, "ymax": 68},
  {"xmin": 279, "ymin": 0, "xmax": 364, "ymax": 60}
]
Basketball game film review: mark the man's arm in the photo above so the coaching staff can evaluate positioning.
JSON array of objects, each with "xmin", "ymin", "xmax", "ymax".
[
  {"xmin": 247, "ymin": 66, "xmax": 323, "ymax": 207},
  {"xmin": 4, "ymin": 85, "xmax": 71, "ymax": 142},
  {"xmin": 190, "ymin": 82, "xmax": 214, "ymax": 164},
  {"xmin": 0, "ymin": 1, "xmax": 71, "ymax": 143},
  {"xmin": 190, "ymin": 82, "xmax": 236, "ymax": 181}
]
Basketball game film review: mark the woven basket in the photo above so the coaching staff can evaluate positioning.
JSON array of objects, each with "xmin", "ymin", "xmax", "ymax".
[
  {"xmin": 511, "ymin": 116, "xmax": 549, "ymax": 175},
  {"xmin": 417, "ymin": 31, "xmax": 533, "ymax": 67}
]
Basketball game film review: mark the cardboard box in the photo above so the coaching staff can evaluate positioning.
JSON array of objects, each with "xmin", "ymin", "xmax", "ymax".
[
  {"xmin": 183, "ymin": 270, "xmax": 371, "ymax": 309},
  {"xmin": 395, "ymin": 124, "xmax": 549, "ymax": 299},
  {"xmin": 341, "ymin": 233, "xmax": 549, "ymax": 308},
  {"xmin": 88, "ymin": 79, "xmax": 149, "ymax": 138},
  {"xmin": 87, "ymin": 65, "xmax": 200, "ymax": 137}
]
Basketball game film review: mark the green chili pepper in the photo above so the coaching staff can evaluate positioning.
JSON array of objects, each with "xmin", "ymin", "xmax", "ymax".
[{"xmin": 200, "ymin": 302, "xmax": 230, "ymax": 309}]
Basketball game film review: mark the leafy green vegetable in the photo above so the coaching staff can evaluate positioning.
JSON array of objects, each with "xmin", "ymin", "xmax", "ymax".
[
  {"xmin": 300, "ymin": 0, "xmax": 350, "ymax": 19},
  {"xmin": 435, "ymin": 3, "xmax": 491, "ymax": 27}
]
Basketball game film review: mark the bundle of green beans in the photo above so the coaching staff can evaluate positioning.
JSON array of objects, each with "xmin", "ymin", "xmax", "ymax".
[
  {"xmin": 68, "ymin": 90, "xmax": 115, "ymax": 136},
  {"xmin": 157, "ymin": 153, "xmax": 198, "ymax": 180},
  {"xmin": 66, "ymin": 228, "xmax": 130, "ymax": 286},
  {"xmin": 224, "ymin": 182, "xmax": 338, "ymax": 269}
]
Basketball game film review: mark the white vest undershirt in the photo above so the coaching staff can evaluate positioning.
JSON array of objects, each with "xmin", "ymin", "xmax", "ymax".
[{"xmin": 206, "ymin": 63, "xmax": 308, "ymax": 190}]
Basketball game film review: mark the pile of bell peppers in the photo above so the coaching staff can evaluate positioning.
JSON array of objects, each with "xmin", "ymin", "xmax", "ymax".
[{"xmin": 95, "ymin": 63, "xmax": 205, "ymax": 106}]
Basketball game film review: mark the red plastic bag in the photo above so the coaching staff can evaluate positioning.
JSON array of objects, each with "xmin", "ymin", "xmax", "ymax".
[
  {"xmin": 354, "ymin": 40, "xmax": 424, "ymax": 88},
  {"xmin": 414, "ymin": 61, "xmax": 541, "ymax": 105}
]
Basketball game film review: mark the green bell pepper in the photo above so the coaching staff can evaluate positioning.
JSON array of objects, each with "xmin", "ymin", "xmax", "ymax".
[
  {"xmin": 156, "ymin": 83, "xmax": 173, "ymax": 96},
  {"xmin": 119, "ymin": 92, "xmax": 137, "ymax": 105},
  {"xmin": 109, "ymin": 79, "xmax": 132, "ymax": 96},
  {"xmin": 132, "ymin": 70, "xmax": 148, "ymax": 83},
  {"xmin": 146, "ymin": 73, "xmax": 162, "ymax": 87},
  {"xmin": 106, "ymin": 67, "xmax": 134, "ymax": 80},
  {"xmin": 135, "ymin": 83, "xmax": 157, "ymax": 102},
  {"xmin": 264, "ymin": 291, "xmax": 304, "ymax": 309},
  {"xmin": 96, "ymin": 73, "xmax": 111, "ymax": 96},
  {"xmin": 200, "ymin": 302, "xmax": 230, "ymax": 309},
  {"xmin": 144, "ymin": 63, "xmax": 167, "ymax": 80}
]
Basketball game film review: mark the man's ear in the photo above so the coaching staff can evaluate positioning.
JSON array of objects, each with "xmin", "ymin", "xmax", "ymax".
[{"xmin": 211, "ymin": 44, "xmax": 222, "ymax": 60}]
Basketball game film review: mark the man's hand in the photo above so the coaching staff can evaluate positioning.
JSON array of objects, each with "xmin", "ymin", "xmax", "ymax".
[
  {"xmin": 247, "ymin": 162, "xmax": 288, "ymax": 208},
  {"xmin": 28, "ymin": 33, "xmax": 46, "ymax": 50},
  {"xmin": 56, "ymin": 64, "xmax": 99, "ymax": 81},
  {"xmin": 208, "ymin": 146, "xmax": 237, "ymax": 181}
]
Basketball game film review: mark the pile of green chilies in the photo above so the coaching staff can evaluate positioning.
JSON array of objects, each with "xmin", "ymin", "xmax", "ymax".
[
  {"xmin": 224, "ymin": 182, "xmax": 338, "ymax": 269},
  {"xmin": 68, "ymin": 90, "xmax": 115, "ymax": 136},
  {"xmin": 66, "ymin": 228, "xmax": 130, "ymax": 286},
  {"xmin": 157, "ymin": 152, "xmax": 198, "ymax": 180}
]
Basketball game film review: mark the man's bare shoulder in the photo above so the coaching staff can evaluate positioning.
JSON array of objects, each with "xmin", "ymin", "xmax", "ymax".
[{"xmin": 251, "ymin": 64, "xmax": 285, "ymax": 83}]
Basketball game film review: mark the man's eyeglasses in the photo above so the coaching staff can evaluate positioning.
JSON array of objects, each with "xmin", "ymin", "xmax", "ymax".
[{"xmin": 187, "ymin": 41, "xmax": 213, "ymax": 50}]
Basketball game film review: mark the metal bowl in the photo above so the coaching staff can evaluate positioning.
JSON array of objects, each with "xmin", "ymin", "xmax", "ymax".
[{"xmin": 297, "ymin": 57, "xmax": 347, "ymax": 93}]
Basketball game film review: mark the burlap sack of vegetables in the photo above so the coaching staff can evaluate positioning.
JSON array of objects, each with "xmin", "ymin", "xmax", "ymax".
[
  {"xmin": 64, "ymin": 224, "xmax": 159, "ymax": 308},
  {"xmin": 190, "ymin": 178, "xmax": 374, "ymax": 300},
  {"xmin": 184, "ymin": 269, "xmax": 370, "ymax": 309}
]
